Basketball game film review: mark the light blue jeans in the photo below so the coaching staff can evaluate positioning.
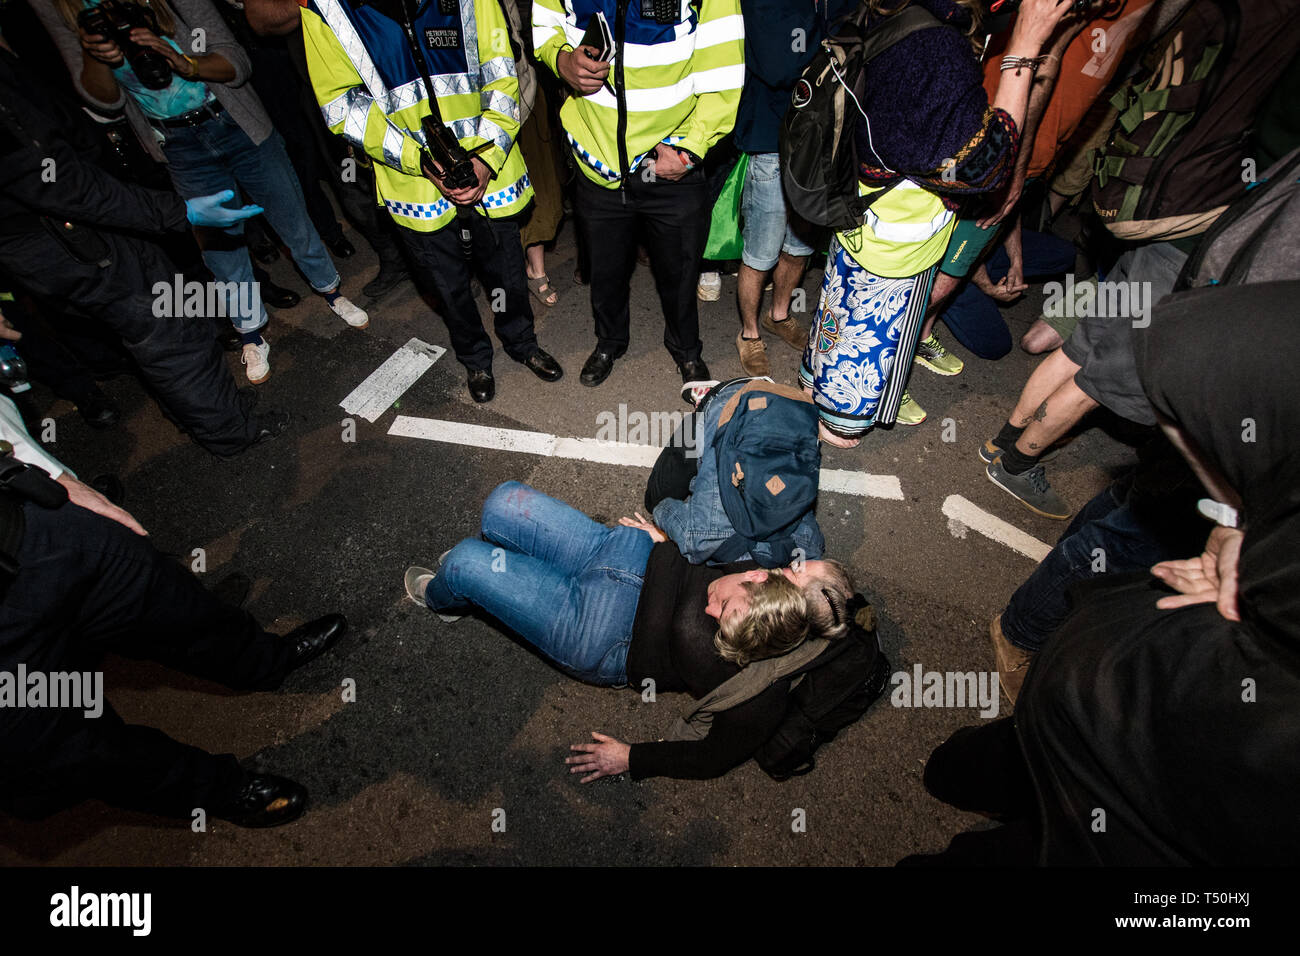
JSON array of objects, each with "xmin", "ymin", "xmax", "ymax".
[
  {"xmin": 162, "ymin": 111, "xmax": 340, "ymax": 333},
  {"xmin": 424, "ymin": 482, "xmax": 655, "ymax": 686},
  {"xmin": 740, "ymin": 152, "xmax": 815, "ymax": 272}
]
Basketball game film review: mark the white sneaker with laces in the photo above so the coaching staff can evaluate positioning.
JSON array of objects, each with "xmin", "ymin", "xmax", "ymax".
[
  {"xmin": 328, "ymin": 294, "xmax": 369, "ymax": 328},
  {"xmin": 241, "ymin": 340, "xmax": 270, "ymax": 384}
]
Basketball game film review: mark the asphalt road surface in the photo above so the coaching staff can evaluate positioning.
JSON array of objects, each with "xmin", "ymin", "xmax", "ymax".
[{"xmin": 0, "ymin": 219, "xmax": 1135, "ymax": 866}]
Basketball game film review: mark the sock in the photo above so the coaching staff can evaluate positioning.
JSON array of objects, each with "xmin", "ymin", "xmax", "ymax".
[
  {"xmin": 741, "ymin": 333, "xmax": 760, "ymax": 341},
  {"xmin": 322, "ymin": 289, "xmax": 342, "ymax": 305},
  {"xmin": 239, "ymin": 330, "xmax": 264, "ymax": 347},
  {"xmin": 993, "ymin": 421, "xmax": 1025, "ymax": 451},
  {"xmin": 999, "ymin": 443, "xmax": 1040, "ymax": 476}
]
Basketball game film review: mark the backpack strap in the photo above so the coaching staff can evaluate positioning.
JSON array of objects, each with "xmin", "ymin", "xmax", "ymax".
[
  {"xmin": 665, "ymin": 636, "xmax": 832, "ymax": 742},
  {"xmin": 710, "ymin": 531, "xmax": 755, "ymax": 565}
]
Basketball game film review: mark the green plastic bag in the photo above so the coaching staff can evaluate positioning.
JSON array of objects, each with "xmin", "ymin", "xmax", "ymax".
[{"xmin": 703, "ymin": 153, "xmax": 749, "ymax": 261}]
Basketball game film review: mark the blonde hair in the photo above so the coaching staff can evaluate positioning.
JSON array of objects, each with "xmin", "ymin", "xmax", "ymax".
[
  {"xmin": 799, "ymin": 559, "xmax": 855, "ymax": 641},
  {"xmin": 713, "ymin": 559, "xmax": 857, "ymax": 666},
  {"xmin": 714, "ymin": 572, "xmax": 811, "ymax": 668},
  {"xmin": 58, "ymin": 0, "xmax": 176, "ymax": 38}
]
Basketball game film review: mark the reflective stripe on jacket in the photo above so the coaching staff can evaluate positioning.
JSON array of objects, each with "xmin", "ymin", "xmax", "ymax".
[{"xmin": 302, "ymin": 0, "xmax": 532, "ymax": 231}]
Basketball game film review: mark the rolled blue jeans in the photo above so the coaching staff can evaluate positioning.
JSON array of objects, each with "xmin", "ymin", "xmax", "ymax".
[
  {"xmin": 424, "ymin": 482, "xmax": 655, "ymax": 686},
  {"xmin": 740, "ymin": 152, "xmax": 815, "ymax": 272},
  {"xmin": 161, "ymin": 112, "xmax": 339, "ymax": 333}
]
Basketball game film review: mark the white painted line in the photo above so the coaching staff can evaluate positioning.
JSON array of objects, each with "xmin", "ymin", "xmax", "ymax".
[
  {"xmin": 942, "ymin": 494, "xmax": 1051, "ymax": 562},
  {"xmin": 388, "ymin": 416, "xmax": 905, "ymax": 500},
  {"xmin": 340, "ymin": 338, "xmax": 446, "ymax": 423}
]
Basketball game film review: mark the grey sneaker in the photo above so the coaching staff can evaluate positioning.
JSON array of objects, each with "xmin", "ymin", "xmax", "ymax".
[
  {"xmin": 404, "ymin": 565, "xmax": 462, "ymax": 622},
  {"xmin": 986, "ymin": 459, "xmax": 1071, "ymax": 520}
]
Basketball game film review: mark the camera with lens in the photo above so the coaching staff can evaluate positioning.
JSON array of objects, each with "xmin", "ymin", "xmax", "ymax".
[
  {"xmin": 419, "ymin": 115, "xmax": 485, "ymax": 192},
  {"xmin": 76, "ymin": 0, "xmax": 174, "ymax": 91}
]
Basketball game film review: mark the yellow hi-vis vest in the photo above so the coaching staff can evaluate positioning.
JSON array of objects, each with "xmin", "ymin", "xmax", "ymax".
[
  {"xmin": 301, "ymin": 0, "xmax": 532, "ymax": 233},
  {"xmin": 838, "ymin": 179, "xmax": 956, "ymax": 278}
]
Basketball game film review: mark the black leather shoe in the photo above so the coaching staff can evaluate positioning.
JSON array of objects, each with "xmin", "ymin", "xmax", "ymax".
[
  {"xmin": 251, "ymin": 237, "xmax": 280, "ymax": 264},
  {"xmin": 522, "ymin": 348, "xmax": 563, "ymax": 382},
  {"xmin": 215, "ymin": 321, "xmax": 242, "ymax": 352},
  {"xmin": 580, "ymin": 348, "xmax": 620, "ymax": 387},
  {"xmin": 89, "ymin": 474, "xmax": 124, "ymax": 505},
  {"xmin": 362, "ymin": 262, "xmax": 410, "ymax": 299},
  {"xmin": 258, "ymin": 276, "xmax": 301, "ymax": 310},
  {"xmin": 677, "ymin": 357, "xmax": 711, "ymax": 384},
  {"xmin": 326, "ymin": 235, "xmax": 355, "ymax": 259},
  {"xmin": 78, "ymin": 388, "xmax": 120, "ymax": 429},
  {"xmin": 284, "ymin": 612, "xmax": 347, "ymax": 673},
  {"xmin": 467, "ymin": 368, "xmax": 495, "ymax": 403},
  {"xmin": 215, "ymin": 773, "xmax": 308, "ymax": 828}
]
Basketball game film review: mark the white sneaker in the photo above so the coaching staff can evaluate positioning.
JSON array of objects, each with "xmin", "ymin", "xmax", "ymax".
[
  {"xmin": 328, "ymin": 294, "xmax": 369, "ymax": 329},
  {"xmin": 241, "ymin": 340, "xmax": 270, "ymax": 384},
  {"xmin": 696, "ymin": 271, "xmax": 721, "ymax": 302}
]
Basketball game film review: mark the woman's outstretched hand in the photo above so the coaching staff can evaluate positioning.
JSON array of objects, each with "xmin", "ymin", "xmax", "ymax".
[
  {"xmin": 1151, "ymin": 525, "xmax": 1244, "ymax": 622},
  {"xmin": 619, "ymin": 513, "xmax": 667, "ymax": 542},
  {"xmin": 567, "ymin": 732, "xmax": 630, "ymax": 783}
]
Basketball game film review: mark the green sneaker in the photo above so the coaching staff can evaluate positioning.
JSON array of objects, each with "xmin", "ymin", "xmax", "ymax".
[
  {"xmin": 914, "ymin": 333, "xmax": 964, "ymax": 376},
  {"xmin": 896, "ymin": 391, "xmax": 927, "ymax": 426}
]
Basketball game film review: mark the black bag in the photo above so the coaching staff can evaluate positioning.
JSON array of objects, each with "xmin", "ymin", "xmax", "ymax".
[
  {"xmin": 778, "ymin": 4, "xmax": 939, "ymax": 232},
  {"xmin": 755, "ymin": 594, "xmax": 891, "ymax": 780}
]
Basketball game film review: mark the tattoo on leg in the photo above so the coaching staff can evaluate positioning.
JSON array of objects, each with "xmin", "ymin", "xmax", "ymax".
[{"xmin": 1031, "ymin": 400, "xmax": 1048, "ymax": 423}]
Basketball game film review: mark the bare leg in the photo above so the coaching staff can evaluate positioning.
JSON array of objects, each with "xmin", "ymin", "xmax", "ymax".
[
  {"xmin": 1014, "ymin": 375, "xmax": 1097, "ymax": 456},
  {"xmin": 1008, "ymin": 348, "xmax": 1080, "ymax": 428},
  {"xmin": 525, "ymin": 243, "xmax": 545, "ymax": 279},
  {"xmin": 737, "ymin": 262, "xmax": 765, "ymax": 338},
  {"xmin": 1020, "ymin": 318, "xmax": 1065, "ymax": 354},
  {"xmin": 921, "ymin": 271, "xmax": 962, "ymax": 340},
  {"xmin": 770, "ymin": 251, "xmax": 807, "ymax": 321}
]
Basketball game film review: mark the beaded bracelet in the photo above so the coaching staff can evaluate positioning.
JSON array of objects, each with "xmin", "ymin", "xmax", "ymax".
[{"xmin": 1000, "ymin": 54, "xmax": 1045, "ymax": 75}]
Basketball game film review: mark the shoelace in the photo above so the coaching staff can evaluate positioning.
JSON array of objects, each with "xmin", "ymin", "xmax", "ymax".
[{"xmin": 1025, "ymin": 465, "xmax": 1050, "ymax": 494}]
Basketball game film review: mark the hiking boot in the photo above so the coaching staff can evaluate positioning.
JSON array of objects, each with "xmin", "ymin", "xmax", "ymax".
[
  {"xmin": 990, "ymin": 613, "xmax": 1034, "ymax": 706},
  {"xmin": 761, "ymin": 308, "xmax": 809, "ymax": 352},
  {"xmin": 986, "ymin": 458, "xmax": 1071, "ymax": 519},
  {"xmin": 913, "ymin": 333, "xmax": 964, "ymax": 375},
  {"xmin": 736, "ymin": 332, "xmax": 770, "ymax": 377},
  {"xmin": 895, "ymin": 390, "xmax": 926, "ymax": 426}
]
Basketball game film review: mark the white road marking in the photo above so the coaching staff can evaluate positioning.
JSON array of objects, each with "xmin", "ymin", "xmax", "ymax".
[
  {"xmin": 340, "ymin": 338, "xmax": 446, "ymax": 423},
  {"xmin": 388, "ymin": 416, "xmax": 906, "ymax": 500},
  {"xmin": 941, "ymin": 495, "xmax": 1051, "ymax": 562}
]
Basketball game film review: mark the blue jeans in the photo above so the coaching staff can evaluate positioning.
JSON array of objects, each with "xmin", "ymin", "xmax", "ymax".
[
  {"xmin": 939, "ymin": 229, "xmax": 1076, "ymax": 359},
  {"xmin": 1001, "ymin": 483, "xmax": 1180, "ymax": 651},
  {"xmin": 424, "ymin": 482, "xmax": 655, "ymax": 686},
  {"xmin": 740, "ymin": 152, "xmax": 814, "ymax": 272},
  {"xmin": 162, "ymin": 113, "xmax": 339, "ymax": 333}
]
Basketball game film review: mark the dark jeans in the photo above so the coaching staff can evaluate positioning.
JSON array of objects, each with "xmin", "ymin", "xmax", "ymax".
[
  {"xmin": 1002, "ymin": 481, "xmax": 1184, "ymax": 651},
  {"xmin": 940, "ymin": 229, "xmax": 1076, "ymax": 359},
  {"xmin": 398, "ymin": 213, "xmax": 538, "ymax": 372},
  {"xmin": 575, "ymin": 168, "xmax": 708, "ymax": 364},
  {"xmin": 0, "ymin": 228, "xmax": 256, "ymax": 455},
  {"xmin": 0, "ymin": 502, "xmax": 293, "ymax": 819}
]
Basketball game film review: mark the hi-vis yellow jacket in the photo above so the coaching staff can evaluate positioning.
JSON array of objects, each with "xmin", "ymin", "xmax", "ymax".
[
  {"xmin": 533, "ymin": 0, "xmax": 744, "ymax": 188},
  {"xmin": 301, "ymin": 0, "xmax": 532, "ymax": 232}
]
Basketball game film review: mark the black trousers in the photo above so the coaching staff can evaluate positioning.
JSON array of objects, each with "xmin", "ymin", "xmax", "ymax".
[
  {"xmin": 0, "ymin": 501, "xmax": 293, "ymax": 820},
  {"xmin": 398, "ymin": 212, "xmax": 538, "ymax": 372},
  {"xmin": 644, "ymin": 412, "xmax": 701, "ymax": 513},
  {"xmin": 0, "ymin": 228, "xmax": 257, "ymax": 455},
  {"xmin": 575, "ymin": 167, "xmax": 708, "ymax": 364}
]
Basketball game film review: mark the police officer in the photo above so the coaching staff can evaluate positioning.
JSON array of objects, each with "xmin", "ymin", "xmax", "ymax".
[{"xmin": 302, "ymin": 0, "xmax": 563, "ymax": 403}]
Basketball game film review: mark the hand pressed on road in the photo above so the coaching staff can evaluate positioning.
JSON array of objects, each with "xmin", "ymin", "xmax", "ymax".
[{"xmin": 567, "ymin": 732, "xmax": 630, "ymax": 783}]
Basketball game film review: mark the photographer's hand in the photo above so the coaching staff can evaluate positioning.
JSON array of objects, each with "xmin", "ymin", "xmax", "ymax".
[
  {"xmin": 57, "ymin": 474, "xmax": 147, "ymax": 536},
  {"xmin": 557, "ymin": 45, "xmax": 610, "ymax": 95},
  {"xmin": 79, "ymin": 25, "xmax": 124, "ymax": 67}
]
